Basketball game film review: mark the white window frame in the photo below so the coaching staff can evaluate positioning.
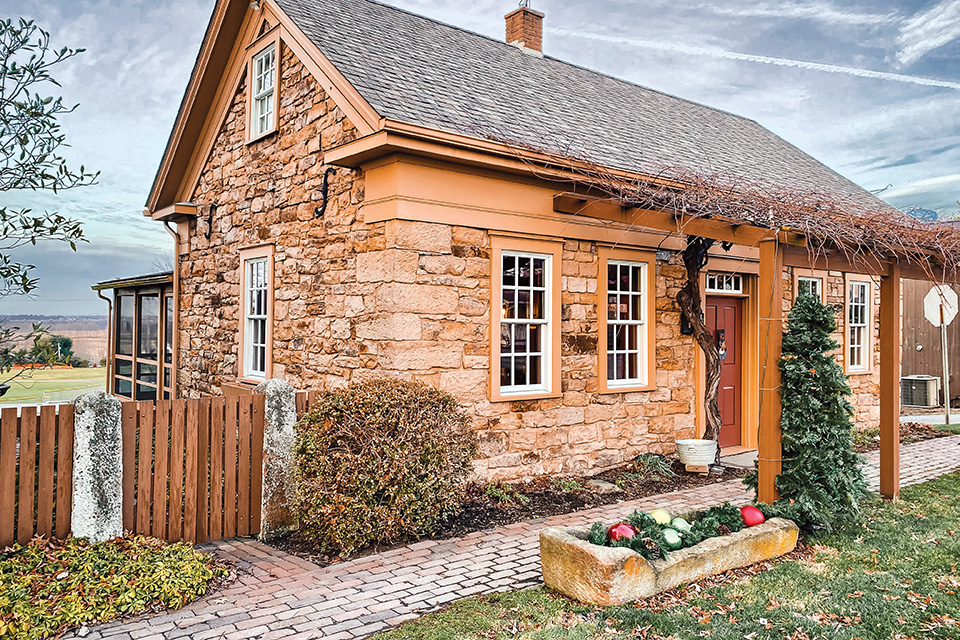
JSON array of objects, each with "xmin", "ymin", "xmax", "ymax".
[
  {"xmin": 605, "ymin": 260, "xmax": 649, "ymax": 388},
  {"xmin": 797, "ymin": 276, "xmax": 823, "ymax": 300},
  {"xmin": 250, "ymin": 44, "xmax": 276, "ymax": 139},
  {"xmin": 498, "ymin": 250, "xmax": 551, "ymax": 396},
  {"xmin": 243, "ymin": 256, "xmax": 270, "ymax": 380},
  {"xmin": 847, "ymin": 281, "xmax": 868, "ymax": 372},
  {"xmin": 705, "ymin": 273, "xmax": 743, "ymax": 294}
]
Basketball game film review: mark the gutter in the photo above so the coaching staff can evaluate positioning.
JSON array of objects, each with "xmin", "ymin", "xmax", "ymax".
[{"xmin": 95, "ymin": 289, "xmax": 114, "ymax": 395}]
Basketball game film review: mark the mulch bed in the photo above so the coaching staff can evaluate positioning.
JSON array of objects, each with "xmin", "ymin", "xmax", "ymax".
[
  {"xmin": 854, "ymin": 421, "xmax": 955, "ymax": 453},
  {"xmin": 271, "ymin": 458, "xmax": 747, "ymax": 567}
]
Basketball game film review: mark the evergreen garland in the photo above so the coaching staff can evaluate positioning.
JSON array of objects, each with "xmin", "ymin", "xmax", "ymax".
[{"xmin": 745, "ymin": 292, "xmax": 867, "ymax": 528}]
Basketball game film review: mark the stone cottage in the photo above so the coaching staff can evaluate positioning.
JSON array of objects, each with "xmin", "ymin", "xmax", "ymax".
[{"xmin": 130, "ymin": 0, "xmax": 898, "ymax": 481}]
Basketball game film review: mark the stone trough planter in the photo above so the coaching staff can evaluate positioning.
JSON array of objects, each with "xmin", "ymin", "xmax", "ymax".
[{"xmin": 540, "ymin": 518, "xmax": 799, "ymax": 605}]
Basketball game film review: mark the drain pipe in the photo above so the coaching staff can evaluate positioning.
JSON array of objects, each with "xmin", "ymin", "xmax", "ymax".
[
  {"xmin": 95, "ymin": 289, "xmax": 113, "ymax": 394},
  {"xmin": 164, "ymin": 221, "xmax": 181, "ymax": 397}
]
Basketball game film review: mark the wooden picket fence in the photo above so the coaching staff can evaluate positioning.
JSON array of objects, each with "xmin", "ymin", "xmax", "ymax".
[
  {"xmin": 1, "ymin": 394, "xmax": 266, "ymax": 547},
  {"xmin": 0, "ymin": 404, "xmax": 75, "ymax": 547},
  {"xmin": 122, "ymin": 395, "xmax": 265, "ymax": 543}
]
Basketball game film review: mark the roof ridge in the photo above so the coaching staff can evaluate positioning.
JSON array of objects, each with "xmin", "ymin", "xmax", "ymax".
[{"xmin": 345, "ymin": 0, "xmax": 759, "ymax": 125}]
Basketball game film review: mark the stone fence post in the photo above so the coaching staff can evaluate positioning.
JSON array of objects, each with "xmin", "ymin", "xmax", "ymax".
[
  {"xmin": 72, "ymin": 392, "xmax": 123, "ymax": 543},
  {"xmin": 255, "ymin": 379, "xmax": 299, "ymax": 540}
]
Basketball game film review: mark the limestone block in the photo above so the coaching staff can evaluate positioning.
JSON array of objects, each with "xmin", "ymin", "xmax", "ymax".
[
  {"xmin": 540, "ymin": 518, "xmax": 799, "ymax": 605},
  {"xmin": 385, "ymin": 220, "xmax": 452, "ymax": 254},
  {"xmin": 356, "ymin": 313, "xmax": 422, "ymax": 341},
  {"xmin": 377, "ymin": 283, "xmax": 459, "ymax": 314},
  {"xmin": 254, "ymin": 379, "xmax": 299, "ymax": 541},
  {"xmin": 72, "ymin": 393, "xmax": 123, "ymax": 543},
  {"xmin": 356, "ymin": 249, "xmax": 419, "ymax": 283},
  {"xmin": 380, "ymin": 342, "xmax": 462, "ymax": 370}
]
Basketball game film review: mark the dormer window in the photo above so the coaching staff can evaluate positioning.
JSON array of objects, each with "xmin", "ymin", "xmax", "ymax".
[{"xmin": 251, "ymin": 44, "xmax": 276, "ymax": 139}]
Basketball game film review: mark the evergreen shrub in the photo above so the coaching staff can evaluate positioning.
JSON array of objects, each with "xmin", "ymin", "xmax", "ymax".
[
  {"xmin": 295, "ymin": 379, "xmax": 477, "ymax": 555},
  {"xmin": 745, "ymin": 292, "xmax": 867, "ymax": 528}
]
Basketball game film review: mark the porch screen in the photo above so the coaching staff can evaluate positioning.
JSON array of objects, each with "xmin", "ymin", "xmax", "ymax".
[
  {"xmin": 500, "ymin": 252, "xmax": 549, "ymax": 393},
  {"xmin": 848, "ymin": 281, "xmax": 868, "ymax": 371},
  {"xmin": 606, "ymin": 261, "xmax": 647, "ymax": 386}
]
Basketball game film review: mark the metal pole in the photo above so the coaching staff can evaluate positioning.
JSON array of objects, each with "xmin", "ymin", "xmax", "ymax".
[{"xmin": 942, "ymin": 308, "xmax": 951, "ymax": 424}]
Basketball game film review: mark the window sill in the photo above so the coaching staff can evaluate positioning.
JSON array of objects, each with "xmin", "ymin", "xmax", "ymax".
[
  {"xmin": 598, "ymin": 383, "xmax": 657, "ymax": 395},
  {"xmin": 246, "ymin": 128, "xmax": 278, "ymax": 146},
  {"xmin": 845, "ymin": 369, "xmax": 874, "ymax": 376},
  {"xmin": 491, "ymin": 390, "xmax": 561, "ymax": 403},
  {"xmin": 224, "ymin": 379, "xmax": 261, "ymax": 395}
]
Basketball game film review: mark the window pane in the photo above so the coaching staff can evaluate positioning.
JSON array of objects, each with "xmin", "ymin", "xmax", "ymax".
[
  {"xmin": 532, "ymin": 290, "xmax": 544, "ymax": 320},
  {"xmin": 136, "ymin": 383, "xmax": 157, "ymax": 401},
  {"xmin": 117, "ymin": 296, "xmax": 134, "ymax": 356},
  {"xmin": 500, "ymin": 357, "xmax": 512, "ymax": 386},
  {"xmin": 138, "ymin": 295, "xmax": 159, "ymax": 359},
  {"xmin": 533, "ymin": 258, "xmax": 545, "ymax": 288},
  {"xmin": 502, "ymin": 289, "xmax": 516, "ymax": 319},
  {"xmin": 137, "ymin": 362, "xmax": 158, "ymax": 384},
  {"xmin": 529, "ymin": 325, "xmax": 541, "ymax": 355},
  {"xmin": 114, "ymin": 378, "xmax": 132, "ymax": 397},
  {"xmin": 115, "ymin": 358, "xmax": 132, "ymax": 377},
  {"xmin": 529, "ymin": 356, "xmax": 541, "ymax": 385},
  {"xmin": 607, "ymin": 294, "xmax": 618, "ymax": 321},
  {"xmin": 517, "ymin": 290, "xmax": 530, "ymax": 320},
  {"xmin": 503, "ymin": 256, "xmax": 516, "ymax": 286}
]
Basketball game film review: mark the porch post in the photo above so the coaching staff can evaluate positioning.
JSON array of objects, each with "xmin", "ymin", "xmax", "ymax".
[
  {"xmin": 879, "ymin": 261, "xmax": 901, "ymax": 499},
  {"xmin": 757, "ymin": 239, "xmax": 784, "ymax": 504}
]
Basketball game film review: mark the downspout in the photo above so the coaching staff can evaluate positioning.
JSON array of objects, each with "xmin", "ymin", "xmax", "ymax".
[
  {"xmin": 95, "ymin": 289, "xmax": 113, "ymax": 395},
  {"xmin": 164, "ymin": 221, "xmax": 181, "ymax": 398}
]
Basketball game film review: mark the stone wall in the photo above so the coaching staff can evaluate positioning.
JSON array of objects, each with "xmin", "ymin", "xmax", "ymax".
[{"xmin": 176, "ymin": 42, "xmax": 699, "ymax": 481}]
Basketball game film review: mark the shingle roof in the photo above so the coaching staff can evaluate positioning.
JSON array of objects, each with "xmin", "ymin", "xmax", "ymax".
[{"xmin": 276, "ymin": 0, "xmax": 885, "ymax": 207}]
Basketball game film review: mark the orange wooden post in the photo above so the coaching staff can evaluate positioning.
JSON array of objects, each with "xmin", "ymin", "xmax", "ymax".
[
  {"xmin": 17, "ymin": 407, "xmax": 38, "ymax": 544},
  {"xmin": 36, "ymin": 405, "xmax": 57, "ymax": 538},
  {"xmin": 54, "ymin": 405, "xmax": 74, "ymax": 539},
  {"xmin": 0, "ymin": 408, "xmax": 18, "ymax": 547},
  {"xmin": 757, "ymin": 239, "xmax": 784, "ymax": 504},
  {"xmin": 879, "ymin": 261, "xmax": 901, "ymax": 500}
]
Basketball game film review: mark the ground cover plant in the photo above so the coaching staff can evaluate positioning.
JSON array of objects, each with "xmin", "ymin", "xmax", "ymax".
[
  {"xmin": 0, "ymin": 535, "xmax": 226, "ymax": 639},
  {"xmin": 295, "ymin": 379, "xmax": 476, "ymax": 556},
  {"xmin": 373, "ymin": 471, "xmax": 960, "ymax": 640}
]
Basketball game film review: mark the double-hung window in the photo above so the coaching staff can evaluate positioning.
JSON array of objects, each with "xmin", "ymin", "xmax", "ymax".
[
  {"xmin": 797, "ymin": 276, "xmax": 822, "ymax": 300},
  {"xmin": 499, "ymin": 252, "xmax": 550, "ymax": 394},
  {"xmin": 606, "ymin": 260, "xmax": 647, "ymax": 387},
  {"xmin": 847, "ymin": 281, "xmax": 869, "ymax": 372},
  {"xmin": 251, "ymin": 44, "xmax": 276, "ymax": 138},
  {"xmin": 243, "ymin": 255, "xmax": 270, "ymax": 379}
]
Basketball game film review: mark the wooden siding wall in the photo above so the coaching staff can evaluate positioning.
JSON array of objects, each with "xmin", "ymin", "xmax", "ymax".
[
  {"xmin": 902, "ymin": 279, "xmax": 960, "ymax": 403},
  {"xmin": 121, "ymin": 395, "xmax": 265, "ymax": 543},
  {"xmin": 0, "ymin": 405, "xmax": 75, "ymax": 547}
]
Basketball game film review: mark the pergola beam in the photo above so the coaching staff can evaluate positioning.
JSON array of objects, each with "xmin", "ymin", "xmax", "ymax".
[
  {"xmin": 879, "ymin": 262, "xmax": 902, "ymax": 499},
  {"xmin": 757, "ymin": 239, "xmax": 784, "ymax": 504}
]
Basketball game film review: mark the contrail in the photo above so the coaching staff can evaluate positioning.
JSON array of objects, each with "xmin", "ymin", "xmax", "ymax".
[{"xmin": 548, "ymin": 28, "xmax": 960, "ymax": 91}]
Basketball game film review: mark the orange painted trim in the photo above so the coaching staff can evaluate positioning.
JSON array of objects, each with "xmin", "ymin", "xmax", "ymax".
[
  {"xmin": 489, "ymin": 234, "xmax": 563, "ymax": 403},
  {"xmin": 245, "ymin": 25, "xmax": 281, "ymax": 144},
  {"xmin": 757, "ymin": 239, "xmax": 784, "ymax": 504},
  {"xmin": 238, "ymin": 243, "xmax": 275, "ymax": 385},
  {"xmin": 597, "ymin": 247, "xmax": 657, "ymax": 394},
  {"xmin": 879, "ymin": 262, "xmax": 901, "ymax": 499},
  {"xmin": 843, "ymin": 273, "xmax": 875, "ymax": 376}
]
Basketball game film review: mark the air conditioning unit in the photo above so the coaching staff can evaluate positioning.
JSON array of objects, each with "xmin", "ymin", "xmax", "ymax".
[{"xmin": 900, "ymin": 375, "xmax": 941, "ymax": 408}]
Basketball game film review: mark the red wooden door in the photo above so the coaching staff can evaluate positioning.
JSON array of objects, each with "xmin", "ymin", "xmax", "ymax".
[{"xmin": 706, "ymin": 296, "xmax": 742, "ymax": 448}]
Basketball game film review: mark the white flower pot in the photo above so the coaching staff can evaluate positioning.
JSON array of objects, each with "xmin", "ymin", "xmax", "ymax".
[{"xmin": 675, "ymin": 439, "xmax": 718, "ymax": 466}]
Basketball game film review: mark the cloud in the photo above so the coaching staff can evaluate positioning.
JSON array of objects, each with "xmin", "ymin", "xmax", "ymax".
[
  {"xmin": 881, "ymin": 173, "xmax": 960, "ymax": 199},
  {"xmin": 695, "ymin": 1, "xmax": 899, "ymax": 26},
  {"xmin": 897, "ymin": 0, "xmax": 960, "ymax": 66},
  {"xmin": 548, "ymin": 27, "xmax": 960, "ymax": 90}
]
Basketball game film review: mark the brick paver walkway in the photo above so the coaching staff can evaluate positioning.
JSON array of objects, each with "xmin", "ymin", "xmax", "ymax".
[{"xmin": 74, "ymin": 435, "xmax": 960, "ymax": 640}]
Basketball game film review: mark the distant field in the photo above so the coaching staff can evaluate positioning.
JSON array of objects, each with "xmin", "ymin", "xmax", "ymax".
[{"xmin": 0, "ymin": 367, "xmax": 107, "ymax": 405}]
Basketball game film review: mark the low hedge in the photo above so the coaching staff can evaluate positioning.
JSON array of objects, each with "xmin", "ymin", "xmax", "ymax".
[
  {"xmin": 0, "ymin": 536, "xmax": 225, "ymax": 639},
  {"xmin": 296, "ymin": 379, "xmax": 477, "ymax": 555}
]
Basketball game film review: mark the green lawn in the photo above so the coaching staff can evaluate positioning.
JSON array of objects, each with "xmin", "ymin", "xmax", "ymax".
[
  {"xmin": 935, "ymin": 424, "xmax": 960, "ymax": 434},
  {"xmin": 375, "ymin": 472, "xmax": 960, "ymax": 640},
  {"xmin": 0, "ymin": 367, "xmax": 106, "ymax": 404}
]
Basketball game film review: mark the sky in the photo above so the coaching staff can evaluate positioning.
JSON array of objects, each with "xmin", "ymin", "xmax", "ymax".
[{"xmin": 1, "ymin": 0, "xmax": 959, "ymax": 315}]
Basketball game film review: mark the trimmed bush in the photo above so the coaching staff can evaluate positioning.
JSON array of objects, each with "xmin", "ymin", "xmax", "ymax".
[
  {"xmin": 0, "ymin": 535, "xmax": 224, "ymax": 639},
  {"xmin": 295, "ymin": 379, "xmax": 477, "ymax": 555}
]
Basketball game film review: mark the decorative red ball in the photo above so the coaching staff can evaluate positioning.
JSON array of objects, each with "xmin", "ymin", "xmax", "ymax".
[
  {"xmin": 740, "ymin": 505, "xmax": 766, "ymax": 527},
  {"xmin": 607, "ymin": 522, "xmax": 637, "ymax": 542}
]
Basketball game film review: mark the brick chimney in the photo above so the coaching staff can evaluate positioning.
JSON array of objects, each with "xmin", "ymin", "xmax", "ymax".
[{"xmin": 505, "ymin": 4, "xmax": 544, "ymax": 53}]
